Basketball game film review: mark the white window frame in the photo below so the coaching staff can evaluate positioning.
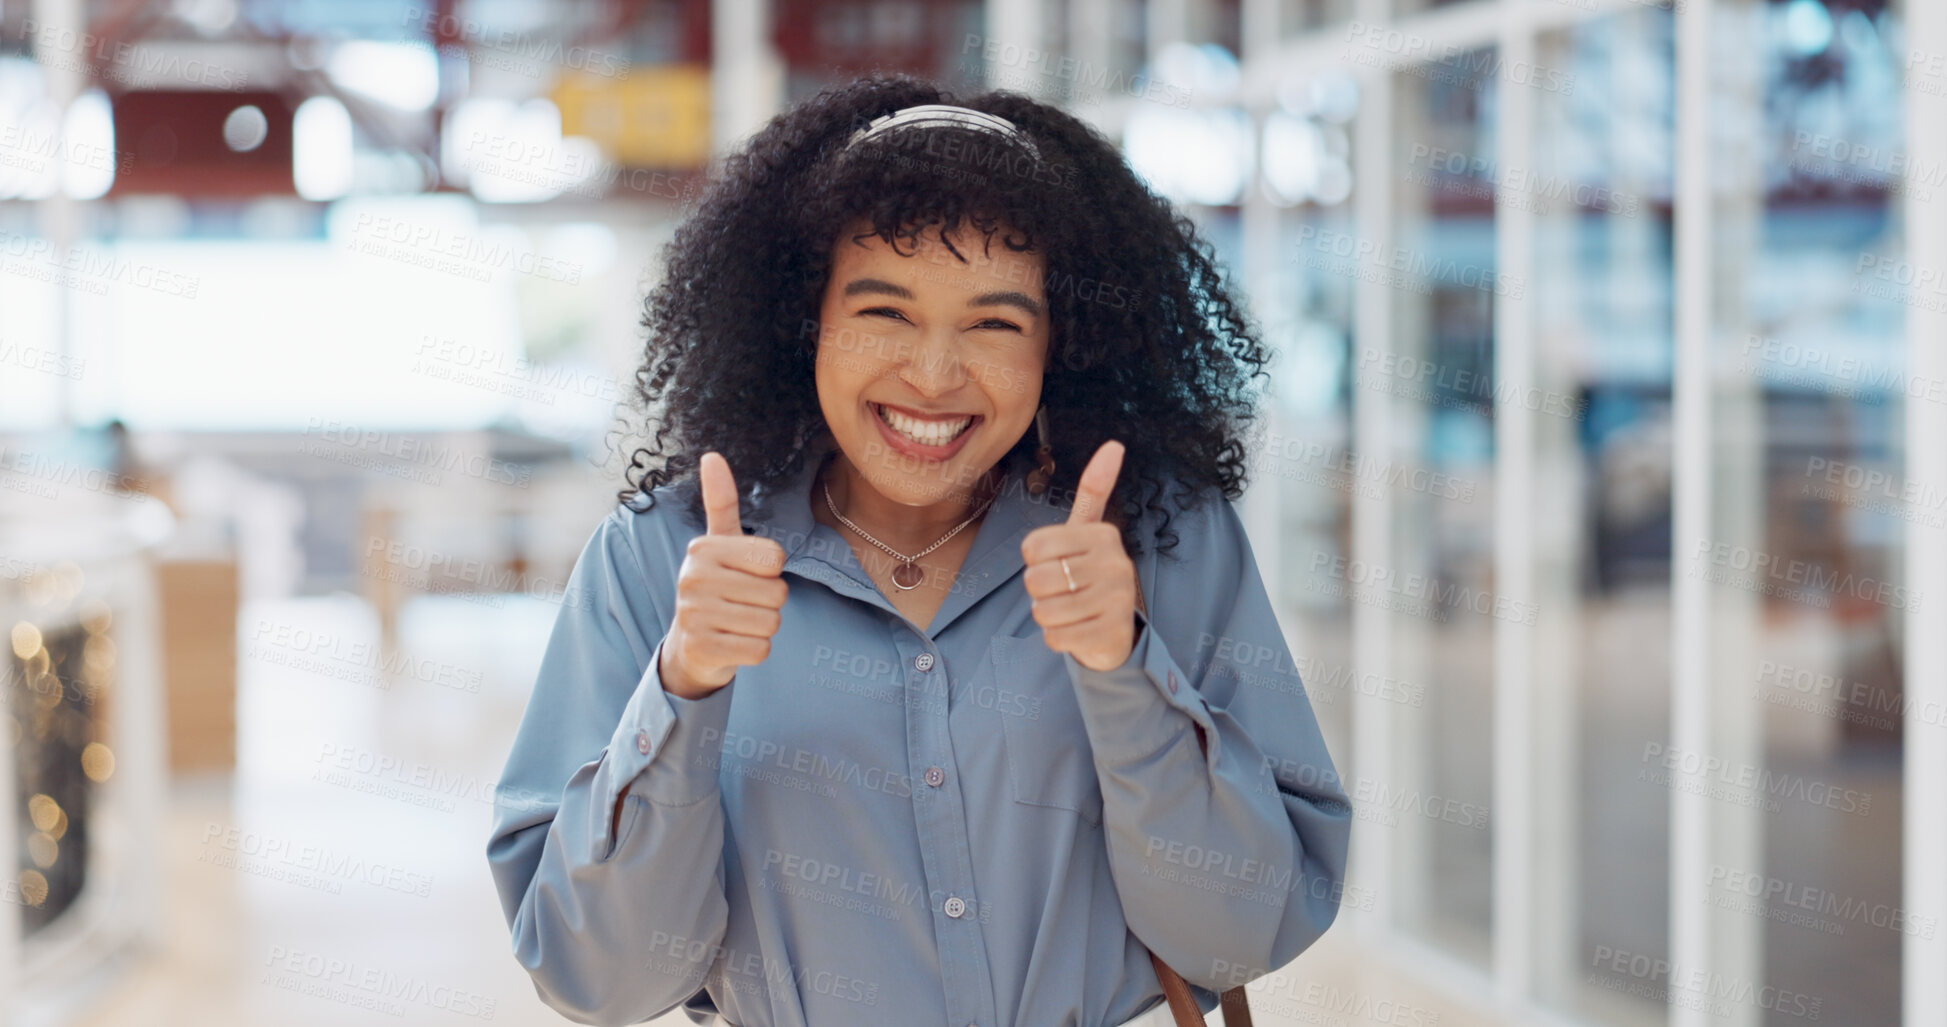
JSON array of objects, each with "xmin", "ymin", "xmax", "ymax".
[{"xmin": 1214, "ymin": 1, "xmax": 1946, "ymax": 1025}]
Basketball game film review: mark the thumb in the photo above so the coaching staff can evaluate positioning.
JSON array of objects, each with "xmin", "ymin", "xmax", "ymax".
[
  {"xmin": 700, "ymin": 451, "xmax": 743, "ymax": 536},
  {"xmin": 1066, "ymin": 440, "xmax": 1125, "ymax": 525}
]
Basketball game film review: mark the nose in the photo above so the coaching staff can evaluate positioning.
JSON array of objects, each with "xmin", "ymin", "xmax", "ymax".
[{"xmin": 897, "ymin": 327, "xmax": 969, "ymax": 398}]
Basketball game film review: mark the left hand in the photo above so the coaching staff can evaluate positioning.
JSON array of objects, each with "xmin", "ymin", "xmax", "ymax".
[{"xmin": 1022, "ymin": 440, "xmax": 1139, "ymax": 671}]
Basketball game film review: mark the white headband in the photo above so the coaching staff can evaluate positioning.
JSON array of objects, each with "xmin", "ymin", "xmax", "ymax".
[{"xmin": 844, "ymin": 104, "xmax": 1041, "ymax": 161}]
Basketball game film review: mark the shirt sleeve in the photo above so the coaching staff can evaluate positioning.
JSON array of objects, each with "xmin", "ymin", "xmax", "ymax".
[
  {"xmin": 1061, "ymin": 489, "xmax": 1354, "ymax": 993},
  {"xmin": 485, "ymin": 505, "xmax": 736, "ymax": 1027}
]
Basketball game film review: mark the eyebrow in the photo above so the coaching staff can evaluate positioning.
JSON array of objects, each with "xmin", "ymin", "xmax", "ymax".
[{"xmin": 843, "ymin": 278, "xmax": 1044, "ymax": 320}]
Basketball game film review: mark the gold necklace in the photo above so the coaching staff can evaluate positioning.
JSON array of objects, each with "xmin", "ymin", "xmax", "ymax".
[{"xmin": 821, "ymin": 471, "xmax": 998, "ymax": 591}]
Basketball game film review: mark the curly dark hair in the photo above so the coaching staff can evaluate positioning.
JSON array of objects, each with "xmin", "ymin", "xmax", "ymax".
[{"xmin": 613, "ymin": 73, "xmax": 1270, "ymax": 557}]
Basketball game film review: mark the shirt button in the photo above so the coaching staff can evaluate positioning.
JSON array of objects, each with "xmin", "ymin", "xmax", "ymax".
[
  {"xmin": 925, "ymin": 766, "xmax": 945, "ymax": 787},
  {"xmin": 635, "ymin": 730, "xmax": 652, "ymax": 755},
  {"xmin": 1167, "ymin": 671, "xmax": 1179, "ymax": 695},
  {"xmin": 914, "ymin": 652, "xmax": 935, "ymax": 672},
  {"xmin": 943, "ymin": 895, "xmax": 966, "ymax": 918}
]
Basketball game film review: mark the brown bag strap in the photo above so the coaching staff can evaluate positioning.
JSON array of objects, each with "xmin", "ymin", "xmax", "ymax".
[{"xmin": 1131, "ymin": 580, "xmax": 1253, "ymax": 1027}]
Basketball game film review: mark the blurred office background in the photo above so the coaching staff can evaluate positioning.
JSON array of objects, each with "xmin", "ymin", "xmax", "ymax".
[{"xmin": 1, "ymin": 0, "xmax": 1942, "ymax": 1024}]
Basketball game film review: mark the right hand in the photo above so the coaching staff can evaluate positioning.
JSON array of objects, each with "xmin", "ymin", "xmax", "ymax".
[{"xmin": 659, "ymin": 451, "xmax": 789, "ymax": 699}]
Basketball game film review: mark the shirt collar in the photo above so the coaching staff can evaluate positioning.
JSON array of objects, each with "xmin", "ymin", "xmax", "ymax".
[{"xmin": 745, "ymin": 431, "xmax": 1072, "ymax": 634}]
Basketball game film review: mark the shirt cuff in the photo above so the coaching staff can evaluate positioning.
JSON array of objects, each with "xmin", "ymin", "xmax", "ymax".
[
  {"xmin": 592, "ymin": 637, "xmax": 734, "ymax": 852},
  {"xmin": 1062, "ymin": 612, "xmax": 1220, "ymax": 769}
]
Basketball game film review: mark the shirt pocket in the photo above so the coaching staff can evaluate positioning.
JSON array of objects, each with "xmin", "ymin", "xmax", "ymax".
[{"xmin": 985, "ymin": 635, "xmax": 1103, "ymax": 826}]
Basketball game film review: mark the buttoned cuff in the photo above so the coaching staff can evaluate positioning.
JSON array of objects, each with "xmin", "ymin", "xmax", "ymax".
[
  {"xmin": 593, "ymin": 637, "xmax": 734, "ymax": 854},
  {"xmin": 1063, "ymin": 612, "xmax": 1221, "ymax": 770}
]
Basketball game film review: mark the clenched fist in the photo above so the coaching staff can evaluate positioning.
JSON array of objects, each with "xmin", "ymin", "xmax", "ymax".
[
  {"xmin": 659, "ymin": 451, "xmax": 789, "ymax": 699},
  {"xmin": 1021, "ymin": 440, "xmax": 1140, "ymax": 672}
]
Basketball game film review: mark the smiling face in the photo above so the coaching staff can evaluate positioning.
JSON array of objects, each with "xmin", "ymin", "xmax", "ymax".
[{"xmin": 813, "ymin": 219, "xmax": 1050, "ymax": 510}]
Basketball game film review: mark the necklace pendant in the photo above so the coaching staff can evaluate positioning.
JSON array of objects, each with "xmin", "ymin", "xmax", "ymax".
[{"xmin": 891, "ymin": 561, "xmax": 925, "ymax": 591}]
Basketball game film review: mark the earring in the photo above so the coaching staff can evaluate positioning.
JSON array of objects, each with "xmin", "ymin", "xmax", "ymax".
[{"xmin": 1026, "ymin": 405, "xmax": 1055, "ymax": 495}]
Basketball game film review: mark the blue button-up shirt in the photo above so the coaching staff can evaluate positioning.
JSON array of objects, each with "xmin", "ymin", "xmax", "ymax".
[{"xmin": 487, "ymin": 435, "xmax": 1352, "ymax": 1027}]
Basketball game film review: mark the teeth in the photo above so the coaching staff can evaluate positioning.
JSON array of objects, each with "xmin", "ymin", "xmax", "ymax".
[{"xmin": 877, "ymin": 404, "xmax": 973, "ymax": 447}]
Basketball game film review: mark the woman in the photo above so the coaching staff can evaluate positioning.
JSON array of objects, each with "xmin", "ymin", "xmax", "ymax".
[{"xmin": 487, "ymin": 75, "xmax": 1352, "ymax": 1027}]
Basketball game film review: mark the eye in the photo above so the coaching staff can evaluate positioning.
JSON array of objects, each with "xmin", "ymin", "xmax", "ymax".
[
  {"xmin": 973, "ymin": 318, "xmax": 1022, "ymax": 332},
  {"xmin": 860, "ymin": 307, "xmax": 910, "ymax": 322}
]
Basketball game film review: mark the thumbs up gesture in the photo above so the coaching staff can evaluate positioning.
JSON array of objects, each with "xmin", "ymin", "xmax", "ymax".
[
  {"xmin": 1020, "ymin": 440, "xmax": 1139, "ymax": 672},
  {"xmin": 659, "ymin": 452, "xmax": 790, "ymax": 699}
]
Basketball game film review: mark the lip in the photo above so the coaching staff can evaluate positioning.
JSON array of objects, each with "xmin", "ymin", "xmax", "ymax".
[{"xmin": 869, "ymin": 401, "xmax": 981, "ymax": 462}]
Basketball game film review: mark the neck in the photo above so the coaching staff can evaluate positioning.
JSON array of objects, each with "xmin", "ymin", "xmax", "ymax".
[{"xmin": 820, "ymin": 452, "xmax": 1001, "ymax": 554}]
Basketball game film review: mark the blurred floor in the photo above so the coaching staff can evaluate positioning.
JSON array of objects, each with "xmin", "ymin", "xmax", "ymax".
[
  {"xmin": 38, "ymin": 586, "xmax": 1901, "ymax": 1027},
  {"xmin": 58, "ymin": 590, "xmax": 693, "ymax": 1027}
]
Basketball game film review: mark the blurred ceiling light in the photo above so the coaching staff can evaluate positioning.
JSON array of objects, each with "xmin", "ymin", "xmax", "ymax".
[
  {"xmin": 2, "ymin": 96, "xmax": 62, "ymax": 201},
  {"xmin": 1285, "ymin": 322, "xmax": 1346, "ymax": 418},
  {"xmin": 1262, "ymin": 111, "xmax": 1320, "ymax": 207},
  {"xmin": 287, "ymin": 34, "xmax": 332, "ymax": 72},
  {"xmin": 1838, "ymin": 9, "xmax": 1877, "ymax": 52},
  {"xmin": 1124, "ymin": 105, "xmax": 1253, "ymax": 207},
  {"xmin": 1313, "ymin": 158, "xmax": 1352, "ymax": 206},
  {"xmin": 443, "ymin": 98, "xmax": 594, "ymax": 203},
  {"xmin": 293, "ymin": 96, "xmax": 353, "ymax": 201},
  {"xmin": 222, "ymin": 103, "xmax": 268, "ymax": 152},
  {"xmin": 1310, "ymin": 74, "xmax": 1359, "ymax": 124},
  {"xmin": 545, "ymin": 223, "xmax": 618, "ymax": 277},
  {"xmin": 175, "ymin": 0, "xmax": 239, "ymax": 35},
  {"xmin": 1276, "ymin": 75, "xmax": 1310, "ymax": 117},
  {"xmin": 327, "ymin": 41, "xmax": 441, "ymax": 112},
  {"xmin": 63, "ymin": 88, "xmax": 116, "ymax": 200},
  {"xmin": 11, "ymin": 622, "xmax": 41, "ymax": 660},
  {"xmin": 1151, "ymin": 42, "xmax": 1241, "ymax": 102},
  {"xmin": 1782, "ymin": 0, "xmax": 1834, "ymax": 57}
]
